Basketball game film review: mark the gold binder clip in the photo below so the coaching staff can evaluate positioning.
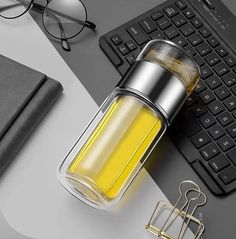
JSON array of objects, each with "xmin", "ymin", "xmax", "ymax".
[{"xmin": 146, "ymin": 180, "xmax": 207, "ymax": 239}]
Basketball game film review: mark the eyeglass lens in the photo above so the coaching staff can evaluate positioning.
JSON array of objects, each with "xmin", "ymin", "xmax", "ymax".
[
  {"xmin": 43, "ymin": 0, "xmax": 87, "ymax": 40},
  {"xmin": 0, "ymin": 0, "xmax": 32, "ymax": 19}
]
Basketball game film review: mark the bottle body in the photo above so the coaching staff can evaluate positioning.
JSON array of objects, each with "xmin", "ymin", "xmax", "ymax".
[
  {"xmin": 58, "ymin": 39, "xmax": 200, "ymax": 210},
  {"xmin": 58, "ymin": 92, "xmax": 166, "ymax": 209}
]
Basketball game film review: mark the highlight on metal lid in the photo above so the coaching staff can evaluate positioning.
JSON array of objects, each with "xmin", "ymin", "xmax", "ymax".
[{"xmin": 136, "ymin": 40, "xmax": 200, "ymax": 95}]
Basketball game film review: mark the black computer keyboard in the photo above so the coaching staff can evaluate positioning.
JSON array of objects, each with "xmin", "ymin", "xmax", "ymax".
[{"xmin": 99, "ymin": 0, "xmax": 236, "ymax": 196}]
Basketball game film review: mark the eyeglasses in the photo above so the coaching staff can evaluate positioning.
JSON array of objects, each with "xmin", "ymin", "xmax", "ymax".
[{"xmin": 0, "ymin": 0, "xmax": 96, "ymax": 51}]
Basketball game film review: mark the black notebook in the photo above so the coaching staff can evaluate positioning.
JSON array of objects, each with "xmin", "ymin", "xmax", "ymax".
[{"xmin": 0, "ymin": 54, "xmax": 63, "ymax": 175}]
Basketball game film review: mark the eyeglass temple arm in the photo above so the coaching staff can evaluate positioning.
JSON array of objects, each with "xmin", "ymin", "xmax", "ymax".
[
  {"xmin": 44, "ymin": 10, "xmax": 71, "ymax": 51},
  {"xmin": 32, "ymin": 3, "xmax": 96, "ymax": 30}
]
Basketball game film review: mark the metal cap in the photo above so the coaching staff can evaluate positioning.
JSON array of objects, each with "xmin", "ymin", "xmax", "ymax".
[{"xmin": 115, "ymin": 40, "xmax": 200, "ymax": 124}]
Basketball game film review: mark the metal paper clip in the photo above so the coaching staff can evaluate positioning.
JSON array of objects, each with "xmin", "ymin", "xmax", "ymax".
[{"xmin": 146, "ymin": 180, "xmax": 207, "ymax": 239}]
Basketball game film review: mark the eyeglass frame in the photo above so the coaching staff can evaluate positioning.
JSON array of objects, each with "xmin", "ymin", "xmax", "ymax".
[{"xmin": 1, "ymin": 0, "xmax": 96, "ymax": 50}]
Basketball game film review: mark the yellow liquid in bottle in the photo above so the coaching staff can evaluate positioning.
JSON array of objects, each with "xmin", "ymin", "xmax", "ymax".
[{"xmin": 68, "ymin": 95, "xmax": 162, "ymax": 202}]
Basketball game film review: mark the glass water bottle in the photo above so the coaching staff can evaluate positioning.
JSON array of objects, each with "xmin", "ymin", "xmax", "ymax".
[{"xmin": 58, "ymin": 40, "xmax": 200, "ymax": 210}]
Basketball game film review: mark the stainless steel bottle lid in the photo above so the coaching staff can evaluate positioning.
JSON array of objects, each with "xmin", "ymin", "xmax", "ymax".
[{"xmin": 116, "ymin": 40, "xmax": 200, "ymax": 125}]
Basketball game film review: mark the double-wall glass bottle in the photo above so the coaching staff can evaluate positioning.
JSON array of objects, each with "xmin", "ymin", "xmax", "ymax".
[{"xmin": 58, "ymin": 40, "xmax": 200, "ymax": 210}]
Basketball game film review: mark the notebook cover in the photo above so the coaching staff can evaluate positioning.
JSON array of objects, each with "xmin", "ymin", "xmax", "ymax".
[{"xmin": 0, "ymin": 55, "xmax": 63, "ymax": 175}]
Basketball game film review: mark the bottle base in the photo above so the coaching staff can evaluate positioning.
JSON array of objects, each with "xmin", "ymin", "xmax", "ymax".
[{"xmin": 59, "ymin": 174, "xmax": 115, "ymax": 210}]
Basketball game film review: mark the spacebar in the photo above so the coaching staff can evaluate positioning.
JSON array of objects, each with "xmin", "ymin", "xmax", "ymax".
[{"xmin": 192, "ymin": 160, "xmax": 223, "ymax": 195}]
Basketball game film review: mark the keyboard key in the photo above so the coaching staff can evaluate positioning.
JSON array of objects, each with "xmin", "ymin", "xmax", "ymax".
[
  {"xmin": 194, "ymin": 80, "xmax": 207, "ymax": 93},
  {"xmin": 232, "ymin": 85, "xmax": 236, "ymax": 96},
  {"xmin": 218, "ymin": 135, "xmax": 235, "ymax": 151},
  {"xmin": 180, "ymin": 23, "xmax": 195, "ymax": 36},
  {"xmin": 178, "ymin": 111, "xmax": 202, "ymax": 137},
  {"xmin": 232, "ymin": 66, "xmax": 236, "ymax": 74},
  {"xmin": 217, "ymin": 112, "xmax": 234, "ymax": 127},
  {"xmin": 208, "ymin": 124, "xmax": 225, "ymax": 140},
  {"xmin": 208, "ymin": 101, "xmax": 224, "ymax": 115},
  {"xmin": 200, "ymin": 90, "xmax": 215, "ymax": 104},
  {"xmin": 219, "ymin": 167, "xmax": 236, "ymax": 184},
  {"xmin": 233, "ymin": 110, "xmax": 236, "ymax": 119},
  {"xmin": 226, "ymin": 123, "xmax": 236, "ymax": 138},
  {"xmin": 192, "ymin": 160, "xmax": 223, "ymax": 195},
  {"xmin": 199, "ymin": 27, "xmax": 211, "ymax": 38},
  {"xmin": 127, "ymin": 24, "xmax": 149, "ymax": 45},
  {"xmin": 139, "ymin": 18, "xmax": 157, "ymax": 34},
  {"xmin": 172, "ymin": 14, "xmax": 187, "ymax": 27},
  {"xmin": 205, "ymin": 75, "xmax": 221, "ymax": 90},
  {"xmin": 210, "ymin": 155, "xmax": 230, "ymax": 172},
  {"xmin": 224, "ymin": 96, "xmax": 236, "ymax": 111},
  {"xmin": 191, "ymin": 132, "xmax": 211, "ymax": 149},
  {"xmin": 184, "ymin": 45, "xmax": 196, "ymax": 56},
  {"xmin": 233, "ymin": 110, "xmax": 236, "ymax": 118},
  {"xmin": 222, "ymin": 73, "xmax": 236, "ymax": 87},
  {"xmin": 186, "ymin": 93, "xmax": 198, "ymax": 106},
  {"xmin": 205, "ymin": 52, "xmax": 220, "ymax": 66},
  {"xmin": 191, "ymin": 17, "xmax": 203, "ymax": 29},
  {"xmin": 175, "ymin": 0, "xmax": 187, "ymax": 10},
  {"xmin": 164, "ymin": 5, "xmax": 179, "ymax": 18},
  {"xmin": 200, "ymin": 113, "xmax": 216, "ymax": 128},
  {"xmin": 216, "ymin": 45, "xmax": 228, "ymax": 57},
  {"xmin": 156, "ymin": 17, "xmax": 171, "ymax": 30},
  {"xmin": 224, "ymin": 55, "xmax": 236, "ymax": 67},
  {"xmin": 164, "ymin": 26, "xmax": 179, "ymax": 39},
  {"xmin": 191, "ymin": 103, "xmax": 207, "ymax": 117},
  {"xmin": 182, "ymin": 7, "xmax": 195, "ymax": 19},
  {"xmin": 188, "ymin": 33, "xmax": 203, "ymax": 46},
  {"xmin": 172, "ymin": 35, "xmax": 188, "ymax": 47},
  {"xmin": 125, "ymin": 53, "xmax": 136, "ymax": 64},
  {"xmin": 118, "ymin": 44, "xmax": 129, "ymax": 55},
  {"xmin": 227, "ymin": 148, "xmax": 236, "ymax": 165},
  {"xmin": 200, "ymin": 143, "xmax": 220, "ymax": 160},
  {"xmin": 151, "ymin": 11, "xmax": 164, "ymax": 21},
  {"xmin": 126, "ymin": 54, "xmax": 136, "ymax": 65},
  {"xmin": 213, "ymin": 62, "xmax": 229, "ymax": 76},
  {"xmin": 202, "ymin": 0, "xmax": 215, "ymax": 9},
  {"xmin": 196, "ymin": 42, "xmax": 212, "ymax": 56},
  {"xmin": 200, "ymin": 65, "xmax": 213, "ymax": 79},
  {"xmin": 149, "ymin": 30, "xmax": 165, "ymax": 40},
  {"xmin": 215, "ymin": 86, "xmax": 231, "ymax": 100},
  {"xmin": 110, "ymin": 34, "xmax": 122, "ymax": 45},
  {"xmin": 194, "ymin": 55, "xmax": 205, "ymax": 67},
  {"xmin": 207, "ymin": 36, "xmax": 220, "ymax": 48},
  {"xmin": 125, "ymin": 40, "xmax": 137, "ymax": 51}
]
